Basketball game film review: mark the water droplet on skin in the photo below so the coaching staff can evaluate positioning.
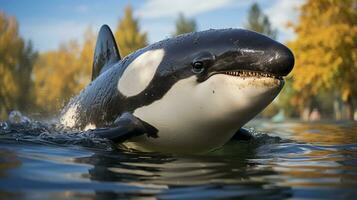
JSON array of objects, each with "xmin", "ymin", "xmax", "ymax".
[{"xmin": 234, "ymin": 40, "xmax": 240, "ymax": 46}]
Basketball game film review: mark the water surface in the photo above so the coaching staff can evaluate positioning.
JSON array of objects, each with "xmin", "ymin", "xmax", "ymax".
[{"xmin": 1, "ymin": 116, "xmax": 357, "ymax": 199}]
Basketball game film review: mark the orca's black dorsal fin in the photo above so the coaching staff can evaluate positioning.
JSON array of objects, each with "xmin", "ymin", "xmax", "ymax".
[{"xmin": 92, "ymin": 25, "xmax": 121, "ymax": 81}]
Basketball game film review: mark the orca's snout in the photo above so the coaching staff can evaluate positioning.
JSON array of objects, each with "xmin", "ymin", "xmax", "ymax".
[
  {"xmin": 269, "ymin": 43, "xmax": 294, "ymax": 76},
  {"xmin": 209, "ymin": 29, "xmax": 295, "ymax": 77}
]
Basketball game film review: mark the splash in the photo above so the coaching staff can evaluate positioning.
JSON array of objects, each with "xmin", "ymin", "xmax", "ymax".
[{"xmin": 0, "ymin": 111, "xmax": 115, "ymax": 150}]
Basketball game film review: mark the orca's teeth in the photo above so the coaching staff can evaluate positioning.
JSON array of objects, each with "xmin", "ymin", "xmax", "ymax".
[{"xmin": 221, "ymin": 70, "xmax": 281, "ymax": 79}]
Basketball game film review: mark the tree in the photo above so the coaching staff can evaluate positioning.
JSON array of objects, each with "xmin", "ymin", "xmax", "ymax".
[
  {"xmin": 114, "ymin": 5, "xmax": 147, "ymax": 57},
  {"xmin": 288, "ymin": 0, "xmax": 357, "ymax": 120},
  {"xmin": 33, "ymin": 29, "xmax": 94, "ymax": 115},
  {"xmin": 78, "ymin": 27, "xmax": 96, "ymax": 86},
  {"xmin": 16, "ymin": 41, "xmax": 38, "ymax": 113},
  {"xmin": 245, "ymin": 3, "xmax": 277, "ymax": 39},
  {"xmin": 34, "ymin": 41, "xmax": 80, "ymax": 113},
  {"xmin": 0, "ymin": 12, "xmax": 38, "ymax": 119},
  {"xmin": 173, "ymin": 13, "xmax": 197, "ymax": 36}
]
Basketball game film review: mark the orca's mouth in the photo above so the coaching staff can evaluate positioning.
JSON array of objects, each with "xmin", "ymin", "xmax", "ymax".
[
  {"xmin": 219, "ymin": 70, "xmax": 283, "ymax": 80},
  {"xmin": 198, "ymin": 69, "xmax": 285, "ymax": 82}
]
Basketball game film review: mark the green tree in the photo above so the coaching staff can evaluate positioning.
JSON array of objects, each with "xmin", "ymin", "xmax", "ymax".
[
  {"xmin": 115, "ymin": 5, "xmax": 147, "ymax": 57},
  {"xmin": 16, "ymin": 41, "xmax": 38, "ymax": 113},
  {"xmin": 288, "ymin": 0, "xmax": 357, "ymax": 120},
  {"xmin": 173, "ymin": 13, "xmax": 197, "ymax": 36},
  {"xmin": 0, "ymin": 12, "xmax": 38, "ymax": 119},
  {"xmin": 245, "ymin": 3, "xmax": 277, "ymax": 39}
]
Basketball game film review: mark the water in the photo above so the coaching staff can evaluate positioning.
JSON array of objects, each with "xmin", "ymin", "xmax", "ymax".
[{"xmin": 1, "ymin": 113, "xmax": 357, "ymax": 199}]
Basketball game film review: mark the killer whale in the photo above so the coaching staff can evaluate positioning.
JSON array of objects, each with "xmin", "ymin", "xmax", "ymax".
[{"xmin": 60, "ymin": 25, "xmax": 294, "ymax": 153}]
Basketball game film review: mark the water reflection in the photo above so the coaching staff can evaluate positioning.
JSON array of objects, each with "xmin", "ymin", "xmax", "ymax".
[
  {"xmin": 252, "ymin": 120, "xmax": 357, "ymax": 144},
  {"xmin": 250, "ymin": 121, "xmax": 357, "ymax": 198},
  {"xmin": 74, "ymin": 141, "xmax": 292, "ymax": 199},
  {"xmin": 0, "ymin": 148, "xmax": 21, "ymax": 177}
]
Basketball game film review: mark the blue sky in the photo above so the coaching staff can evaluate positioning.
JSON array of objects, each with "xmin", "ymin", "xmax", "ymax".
[{"xmin": 0, "ymin": 0, "xmax": 304, "ymax": 52}]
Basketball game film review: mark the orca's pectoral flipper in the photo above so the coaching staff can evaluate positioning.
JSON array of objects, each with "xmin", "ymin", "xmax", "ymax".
[
  {"xmin": 90, "ymin": 112, "xmax": 158, "ymax": 143},
  {"xmin": 92, "ymin": 24, "xmax": 121, "ymax": 81},
  {"xmin": 230, "ymin": 127, "xmax": 254, "ymax": 141}
]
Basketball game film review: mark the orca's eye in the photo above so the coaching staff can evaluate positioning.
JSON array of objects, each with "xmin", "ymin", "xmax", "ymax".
[
  {"xmin": 191, "ymin": 51, "xmax": 215, "ymax": 75},
  {"xmin": 192, "ymin": 61, "xmax": 204, "ymax": 73}
]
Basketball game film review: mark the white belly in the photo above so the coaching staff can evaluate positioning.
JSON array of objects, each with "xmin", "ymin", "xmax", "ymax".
[
  {"xmin": 124, "ymin": 122, "xmax": 239, "ymax": 154},
  {"xmin": 123, "ymin": 75, "xmax": 281, "ymax": 154}
]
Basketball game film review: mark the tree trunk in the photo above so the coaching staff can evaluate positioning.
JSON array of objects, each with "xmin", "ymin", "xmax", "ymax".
[
  {"xmin": 300, "ymin": 99, "xmax": 311, "ymax": 121},
  {"xmin": 343, "ymin": 94, "xmax": 354, "ymax": 120},
  {"xmin": 333, "ymin": 93, "xmax": 342, "ymax": 120}
]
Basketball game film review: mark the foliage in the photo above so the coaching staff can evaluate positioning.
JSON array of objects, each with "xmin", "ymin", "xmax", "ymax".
[
  {"xmin": 17, "ymin": 41, "xmax": 38, "ymax": 112},
  {"xmin": 0, "ymin": 12, "xmax": 38, "ymax": 119},
  {"xmin": 114, "ymin": 5, "xmax": 147, "ymax": 57},
  {"xmin": 288, "ymin": 0, "xmax": 357, "ymax": 119},
  {"xmin": 245, "ymin": 3, "xmax": 277, "ymax": 39},
  {"xmin": 33, "ymin": 29, "xmax": 95, "ymax": 114},
  {"xmin": 173, "ymin": 13, "xmax": 197, "ymax": 36}
]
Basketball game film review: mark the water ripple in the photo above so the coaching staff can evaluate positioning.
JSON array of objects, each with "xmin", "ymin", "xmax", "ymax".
[{"xmin": 1, "ymin": 113, "xmax": 357, "ymax": 199}]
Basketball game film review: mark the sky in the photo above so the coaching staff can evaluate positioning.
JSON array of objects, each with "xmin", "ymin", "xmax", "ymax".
[{"xmin": 0, "ymin": 0, "xmax": 305, "ymax": 52}]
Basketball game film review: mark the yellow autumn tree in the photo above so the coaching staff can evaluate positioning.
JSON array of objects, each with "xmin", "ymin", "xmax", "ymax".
[
  {"xmin": 0, "ymin": 12, "xmax": 21, "ymax": 118},
  {"xmin": 114, "ymin": 5, "xmax": 147, "ymax": 57},
  {"xmin": 288, "ymin": 0, "xmax": 357, "ymax": 119},
  {"xmin": 78, "ymin": 27, "xmax": 96, "ymax": 86},
  {"xmin": 0, "ymin": 12, "xmax": 38, "ymax": 119},
  {"xmin": 33, "ymin": 29, "xmax": 95, "ymax": 114}
]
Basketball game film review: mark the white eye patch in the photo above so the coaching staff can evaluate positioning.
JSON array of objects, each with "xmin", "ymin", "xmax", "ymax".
[{"xmin": 118, "ymin": 49, "xmax": 165, "ymax": 97}]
